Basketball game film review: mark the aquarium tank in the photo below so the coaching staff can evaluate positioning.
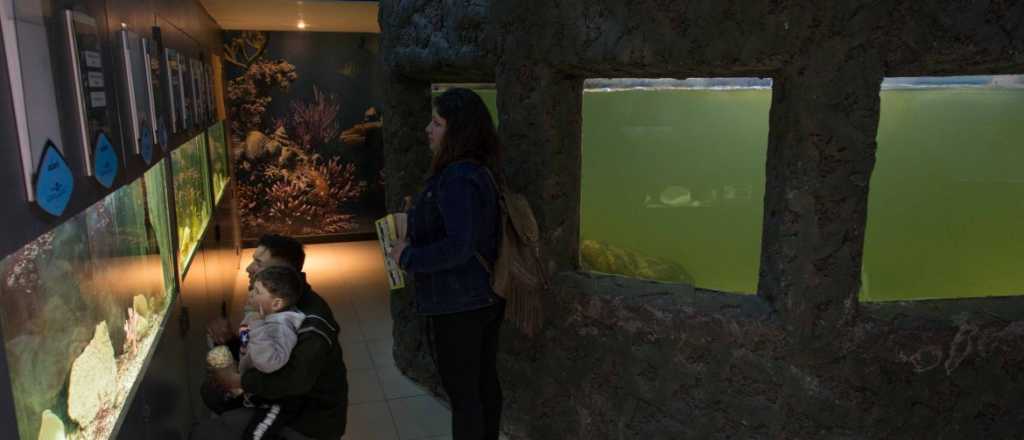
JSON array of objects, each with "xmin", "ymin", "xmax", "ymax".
[
  {"xmin": 578, "ymin": 78, "xmax": 771, "ymax": 293},
  {"xmin": 171, "ymin": 134, "xmax": 213, "ymax": 275},
  {"xmin": 208, "ymin": 120, "xmax": 230, "ymax": 203},
  {"xmin": 861, "ymin": 75, "xmax": 1024, "ymax": 301},
  {"xmin": 572, "ymin": 76, "xmax": 1023, "ymax": 301},
  {"xmin": 0, "ymin": 175, "xmax": 175, "ymax": 440},
  {"xmin": 144, "ymin": 160, "xmax": 177, "ymax": 295}
]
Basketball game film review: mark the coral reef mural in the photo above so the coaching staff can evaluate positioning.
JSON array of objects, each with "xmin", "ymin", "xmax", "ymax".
[{"xmin": 224, "ymin": 31, "xmax": 385, "ymax": 239}]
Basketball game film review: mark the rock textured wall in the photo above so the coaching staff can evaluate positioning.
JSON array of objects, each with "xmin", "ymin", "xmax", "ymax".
[{"xmin": 380, "ymin": 1, "xmax": 1024, "ymax": 438}]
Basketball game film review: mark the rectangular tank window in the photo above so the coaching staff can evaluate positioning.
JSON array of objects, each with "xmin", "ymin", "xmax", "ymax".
[
  {"xmin": 208, "ymin": 120, "xmax": 230, "ymax": 204},
  {"xmin": 171, "ymin": 134, "xmax": 213, "ymax": 275},
  {"xmin": 0, "ymin": 174, "xmax": 175, "ymax": 440},
  {"xmin": 579, "ymin": 78, "xmax": 772, "ymax": 293},
  {"xmin": 861, "ymin": 75, "xmax": 1024, "ymax": 301},
  {"xmin": 144, "ymin": 159, "xmax": 177, "ymax": 295}
]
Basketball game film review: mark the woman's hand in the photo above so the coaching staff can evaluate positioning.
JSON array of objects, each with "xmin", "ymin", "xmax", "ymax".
[{"xmin": 390, "ymin": 239, "xmax": 409, "ymax": 267}]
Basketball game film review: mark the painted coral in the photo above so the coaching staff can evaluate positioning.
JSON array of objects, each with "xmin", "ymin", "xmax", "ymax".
[
  {"xmin": 236, "ymin": 129, "xmax": 368, "ymax": 235},
  {"xmin": 290, "ymin": 85, "xmax": 341, "ymax": 149}
]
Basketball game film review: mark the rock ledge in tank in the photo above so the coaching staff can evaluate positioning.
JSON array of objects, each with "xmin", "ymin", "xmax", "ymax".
[{"xmin": 67, "ymin": 321, "xmax": 117, "ymax": 426}]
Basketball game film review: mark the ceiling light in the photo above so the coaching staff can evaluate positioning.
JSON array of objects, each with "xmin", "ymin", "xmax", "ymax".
[{"xmin": 297, "ymin": 20, "xmax": 307, "ymax": 29}]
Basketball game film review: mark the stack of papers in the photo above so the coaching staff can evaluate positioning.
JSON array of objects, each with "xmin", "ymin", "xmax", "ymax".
[{"xmin": 375, "ymin": 213, "xmax": 407, "ymax": 290}]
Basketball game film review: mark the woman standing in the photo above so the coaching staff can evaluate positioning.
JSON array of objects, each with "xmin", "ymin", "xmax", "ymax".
[{"xmin": 390, "ymin": 87, "xmax": 505, "ymax": 440}]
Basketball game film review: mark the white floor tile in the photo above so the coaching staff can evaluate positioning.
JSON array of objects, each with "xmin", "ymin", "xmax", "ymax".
[
  {"xmin": 388, "ymin": 395, "xmax": 452, "ymax": 440},
  {"xmin": 345, "ymin": 401, "xmax": 399, "ymax": 440},
  {"xmin": 348, "ymin": 368, "xmax": 386, "ymax": 404},
  {"xmin": 367, "ymin": 338, "xmax": 396, "ymax": 368},
  {"xmin": 377, "ymin": 365, "xmax": 427, "ymax": 400},
  {"xmin": 343, "ymin": 341, "xmax": 374, "ymax": 370},
  {"xmin": 360, "ymin": 317, "xmax": 394, "ymax": 340}
]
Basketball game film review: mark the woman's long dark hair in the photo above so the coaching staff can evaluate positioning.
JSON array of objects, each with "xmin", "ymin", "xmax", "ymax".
[{"xmin": 431, "ymin": 88, "xmax": 502, "ymax": 178}]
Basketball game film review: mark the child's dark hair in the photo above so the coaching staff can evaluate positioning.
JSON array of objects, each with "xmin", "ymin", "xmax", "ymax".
[
  {"xmin": 257, "ymin": 234, "xmax": 306, "ymax": 271},
  {"xmin": 253, "ymin": 266, "xmax": 302, "ymax": 308}
]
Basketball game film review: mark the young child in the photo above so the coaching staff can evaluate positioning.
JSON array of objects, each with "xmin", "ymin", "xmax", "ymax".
[
  {"xmin": 239, "ymin": 266, "xmax": 306, "ymax": 376},
  {"xmin": 233, "ymin": 266, "xmax": 307, "ymax": 440}
]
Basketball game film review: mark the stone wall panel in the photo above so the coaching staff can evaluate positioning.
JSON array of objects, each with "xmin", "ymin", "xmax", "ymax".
[{"xmin": 380, "ymin": 0, "xmax": 1024, "ymax": 437}]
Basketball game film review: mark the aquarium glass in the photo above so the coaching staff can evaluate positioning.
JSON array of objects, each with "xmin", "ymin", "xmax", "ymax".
[
  {"xmin": 144, "ymin": 160, "xmax": 177, "ymax": 295},
  {"xmin": 0, "ymin": 176, "xmax": 175, "ymax": 440},
  {"xmin": 578, "ymin": 78, "xmax": 771, "ymax": 293},
  {"xmin": 171, "ymin": 134, "xmax": 213, "ymax": 275},
  {"xmin": 861, "ymin": 75, "xmax": 1024, "ymax": 301},
  {"xmin": 208, "ymin": 120, "xmax": 230, "ymax": 203}
]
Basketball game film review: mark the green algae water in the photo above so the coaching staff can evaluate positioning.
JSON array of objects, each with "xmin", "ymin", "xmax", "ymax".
[
  {"xmin": 862, "ymin": 88, "xmax": 1024, "ymax": 301},
  {"xmin": 469, "ymin": 83, "xmax": 1023, "ymax": 300},
  {"xmin": 580, "ymin": 88, "xmax": 770, "ymax": 294}
]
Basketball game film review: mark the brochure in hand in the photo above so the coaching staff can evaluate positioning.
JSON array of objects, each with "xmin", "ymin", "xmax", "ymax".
[{"xmin": 375, "ymin": 213, "xmax": 407, "ymax": 290}]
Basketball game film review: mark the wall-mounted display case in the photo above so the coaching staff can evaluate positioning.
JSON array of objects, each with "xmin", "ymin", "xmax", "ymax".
[
  {"xmin": 64, "ymin": 9, "xmax": 120, "ymax": 186},
  {"xmin": 171, "ymin": 133, "xmax": 212, "ymax": 275},
  {"xmin": 2, "ymin": 0, "xmax": 72, "ymax": 207},
  {"xmin": 0, "ymin": 172, "xmax": 175, "ymax": 440},
  {"xmin": 116, "ymin": 28, "xmax": 156, "ymax": 165},
  {"xmin": 142, "ymin": 36, "xmax": 167, "ymax": 148},
  {"xmin": 163, "ymin": 47, "xmax": 182, "ymax": 134},
  {"xmin": 178, "ymin": 52, "xmax": 193, "ymax": 130}
]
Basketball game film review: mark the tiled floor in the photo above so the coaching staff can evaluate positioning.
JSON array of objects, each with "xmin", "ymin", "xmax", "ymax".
[{"xmin": 235, "ymin": 241, "xmax": 453, "ymax": 440}]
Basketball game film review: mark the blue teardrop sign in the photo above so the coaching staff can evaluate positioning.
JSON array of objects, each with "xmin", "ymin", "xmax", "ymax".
[
  {"xmin": 140, "ymin": 123, "xmax": 154, "ymax": 164},
  {"xmin": 93, "ymin": 131, "xmax": 119, "ymax": 188},
  {"xmin": 34, "ymin": 140, "xmax": 74, "ymax": 217}
]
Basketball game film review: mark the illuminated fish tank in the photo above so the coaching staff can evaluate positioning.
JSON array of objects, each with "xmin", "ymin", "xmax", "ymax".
[
  {"xmin": 861, "ymin": 75, "xmax": 1024, "ymax": 301},
  {"xmin": 579, "ymin": 78, "xmax": 771, "ymax": 293},
  {"xmin": 0, "ymin": 173, "xmax": 175, "ymax": 440},
  {"xmin": 208, "ymin": 120, "xmax": 230, "ymax": 203},
  {"xmin": 145, "ymin": 160, "xmax": 177, "ymax": 295},
  {"xmin": 171, "ymin": 135, "xmax": 213, "ymax": 275},
  {"xmin": 572, "ymin": 76, "xmax": 1023, "ymax": 301}
]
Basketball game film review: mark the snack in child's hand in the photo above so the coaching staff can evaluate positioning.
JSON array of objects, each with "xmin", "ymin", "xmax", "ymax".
[{"xmin": 207, "ymin": 345, "xmax": 234, "ymax": 369}]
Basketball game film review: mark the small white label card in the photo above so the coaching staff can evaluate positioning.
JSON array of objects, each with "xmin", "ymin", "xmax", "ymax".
[
  {"xmin": 87, "ymin": 71, "xmax": 104, "ymax": 88},
  {"xmin": 90, "ymin": 91, "xmax": 107, "ymax": 108},
  {"xmin": 83, "ymin": 50, "xmax": 102, "ymax": 68}
]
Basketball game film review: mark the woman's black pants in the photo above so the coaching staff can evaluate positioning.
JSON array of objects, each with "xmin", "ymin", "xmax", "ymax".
[{"xmin": 430, "ymin": 299, "xmax": 506, "ymax": 440}]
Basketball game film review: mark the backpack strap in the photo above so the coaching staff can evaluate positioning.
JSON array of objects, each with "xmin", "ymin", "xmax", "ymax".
[
  {"xmin": 476, "ymin": 253, "xmax": 493, "ymax": 274},
  {"xmin": 471, "ymin": 164, "xmax": 501, "ymax": 275}
]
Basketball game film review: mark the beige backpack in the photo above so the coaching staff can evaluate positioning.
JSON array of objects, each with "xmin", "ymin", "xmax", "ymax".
[{"xmin": 476, "ymin": 168, "xmax": 549, "ymax": 337}]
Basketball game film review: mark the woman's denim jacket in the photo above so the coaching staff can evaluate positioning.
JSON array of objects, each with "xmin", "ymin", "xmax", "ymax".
[{"xmin": 399, "ymin": 161, "xmax": 500, "ymax": 316}]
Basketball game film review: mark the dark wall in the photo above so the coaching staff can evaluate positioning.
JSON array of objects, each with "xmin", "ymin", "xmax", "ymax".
[
  {"xmin": 0, "ymin": 24, "xmax": 24, "ymax": 440},
  {"xmin": 0, "ymin": 0, "xmax": 234, "ymax": 438},
  {"xmin": 0, "ymin": 0, "xmax": 222, "ymax": 259},
  {"xmin": 380, "ymin": 1, "xmax": 1024, "ymax": 438},
  {"xmin": 223, "ymin": 31, "xmax": 386, "ymax": 241}
]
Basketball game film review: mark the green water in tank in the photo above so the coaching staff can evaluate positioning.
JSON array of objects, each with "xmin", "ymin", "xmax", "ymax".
[
  {"xmin": 171, "ymin": 133, "xmax": 213, "ymax": 275},
  {"xmin": 862, "ymin": 88, "xmax": 1024, "ymax": 301},
  {"xmin": 580, "ymin": 88, "xmax": 770, "ymax": 294},
  {"xmin": 473, "ymin": 84, "xmax": 1024, "ymax": 300},
  {"xmin": 208, "ymin": 120, "xmax": 230, "ymax": 204}
]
